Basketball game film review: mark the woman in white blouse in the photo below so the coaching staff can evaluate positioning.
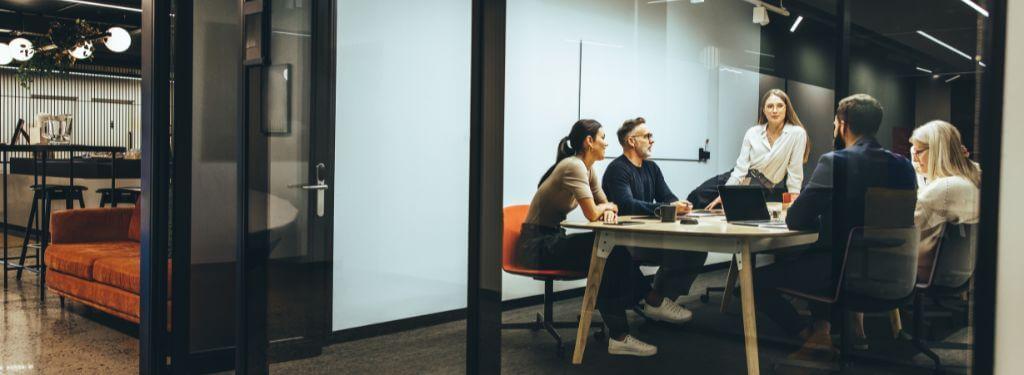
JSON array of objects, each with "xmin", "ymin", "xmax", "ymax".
[
  {"xmin": 707, "ymin": 89, "xmax": 810, "ymax": 208},
  {"xmin": 909, "ymin": 120, "xmax": 980, "ymax": 283}
]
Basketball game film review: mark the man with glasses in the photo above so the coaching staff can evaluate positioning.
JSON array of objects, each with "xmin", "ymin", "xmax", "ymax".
[{"xmin": 601, "ymin": 117, "xmax": 708, "ymax": 319}]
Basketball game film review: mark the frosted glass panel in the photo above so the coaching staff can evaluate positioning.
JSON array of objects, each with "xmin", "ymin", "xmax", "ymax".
[
  {"xmin": 332, "ymin": 0, "xmax": 471, "ymax": 331},
  {"xmin": 504, "ymin": 0, "xmax": 762, "ymax": 299}
]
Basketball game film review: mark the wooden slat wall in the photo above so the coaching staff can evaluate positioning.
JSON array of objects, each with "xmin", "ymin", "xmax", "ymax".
[{"xmin": 0, "ymin": 66, "xmax": 141, "ymax": 158}]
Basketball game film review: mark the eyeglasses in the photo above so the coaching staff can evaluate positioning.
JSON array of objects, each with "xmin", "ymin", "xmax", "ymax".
[
  {"xmin": 912, "ymin": 146, "xmax": 929, "ymax": 158},
  {"xmin": 632, "ymin": 133, "xmax": 654, "ymax": 141}
]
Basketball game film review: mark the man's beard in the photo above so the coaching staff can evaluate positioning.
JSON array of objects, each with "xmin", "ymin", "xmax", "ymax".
[{"xmin": 639, "ymin": 146, "xmax": 653, "ymax": 159}]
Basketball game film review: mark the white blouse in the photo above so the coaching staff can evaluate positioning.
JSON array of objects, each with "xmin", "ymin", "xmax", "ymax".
[{"xmin": 726, "ymin": 124, "xmax": 808, "ymax": 193}]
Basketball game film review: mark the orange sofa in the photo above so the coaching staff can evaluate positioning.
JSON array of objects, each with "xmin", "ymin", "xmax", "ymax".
[{"xmin": 44, "ymin": 203, "xmax": 147, "ymax": 323}]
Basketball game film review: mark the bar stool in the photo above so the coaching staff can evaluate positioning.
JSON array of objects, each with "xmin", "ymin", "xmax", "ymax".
[
  {"xmin": 96, "ymin": 186, "xmax": 141, "ymax": 207},
  {"xmin": 14, "ymin": 184, "xmax": 87, "ymax": 280}
]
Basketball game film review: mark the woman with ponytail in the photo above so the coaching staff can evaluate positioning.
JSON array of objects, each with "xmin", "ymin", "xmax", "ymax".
[{"xmin": 518, "ymin": 119, "xmax": 689, "ymax": 357}]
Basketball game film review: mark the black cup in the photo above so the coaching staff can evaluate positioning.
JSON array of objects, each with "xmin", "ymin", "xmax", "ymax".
[{"xmin": 654, "ymin": 204, "xmax": 677, "ymax": 222}]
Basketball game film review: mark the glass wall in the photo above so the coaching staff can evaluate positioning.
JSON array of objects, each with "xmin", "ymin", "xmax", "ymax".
[
  {"xmin": 497, "ymin": 0, "xmax": 995, "ymax": 373},
  {"xmin": 847, "ymin": 0, "xmax": 989, "ymax": 371},
  {"xmin": 189, "ymin": 0, "xmax": 240, "ymax": 355}
]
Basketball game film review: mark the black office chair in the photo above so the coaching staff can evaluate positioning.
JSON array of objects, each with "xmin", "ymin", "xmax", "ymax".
[
  {"xmin": 773, "ymin": 187, "xmax": 923, "ymax": 372},
  {"xmin": 775, "ymin": 226, "xmax": 921, "ymax": 372},
  {"xmin": 901, "ymin": 223, "xmax": 977, "ymax": 372}
]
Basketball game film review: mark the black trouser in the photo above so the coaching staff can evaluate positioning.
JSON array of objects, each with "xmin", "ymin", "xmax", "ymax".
[
  {"xmin": 752, "ymin": 251, "xmax": 835, "ymax": 337},
  {"xmin": 520, "ymin": 225, "xmax": 652, "ymax": 338},
  {"xmin": 632, "ymin": 248, "xmax": 708, "ymax": 300}
]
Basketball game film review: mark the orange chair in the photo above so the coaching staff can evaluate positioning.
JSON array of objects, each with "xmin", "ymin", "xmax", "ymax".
[{"xmin": 501, "ymin": 205, "xmax": 603, "ymax": 357}]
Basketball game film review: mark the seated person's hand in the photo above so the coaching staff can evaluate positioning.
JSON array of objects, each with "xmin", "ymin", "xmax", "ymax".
[
  {"xmin": 602, "ymin": 210, "xmax": 618, "ymax": 224},
  {"xmin": 705, "ymin": 196, "xmax": 723, "ymax": 210},
  {"xmin": 602, "ymin": 202, "xmax": 619, "ymax": 213},
  {"xmin": 674, "ymin": 200, "xmax": 693, "ymax": 215}
]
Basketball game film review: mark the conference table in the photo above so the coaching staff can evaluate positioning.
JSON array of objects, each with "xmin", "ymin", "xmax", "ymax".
[{"xmin": 563, "ymin": 214, "xmax": 818, "ymax": 375}]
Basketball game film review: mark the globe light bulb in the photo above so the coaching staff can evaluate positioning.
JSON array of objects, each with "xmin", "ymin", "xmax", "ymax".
[
  {"xmin": 9, "ymin": 38, "xmax": 34, "ymax": 62},
  {"xmin": 104, "ymin": 27, "xmax": 131, "ymax": 53},
  {"xmin": 0, "ymin": 43, "xmax": 12, "ymax": 65},
  {"xmin": 70, "ymin": 41, "xmax": 94, "ymax": 60}
]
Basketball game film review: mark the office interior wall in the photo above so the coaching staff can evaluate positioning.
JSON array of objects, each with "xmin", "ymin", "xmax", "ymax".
[
  {"xmin": 331, "ymin": 0, "xmax": 471, "ymax": 331},
  {"xmin": 996, "ymin": 2, "xmax": 1023, "ymax": 373},
  {"xmin": 915, "ymin": 78, "xmax": 952, "ymax": 127},
  {"xmin": 189, "ymin": 0, "xmax": 240, "ymax": 351},
  {"xmin": 504, "ymin": 0, "xmax": 761, "ymax": 300}
]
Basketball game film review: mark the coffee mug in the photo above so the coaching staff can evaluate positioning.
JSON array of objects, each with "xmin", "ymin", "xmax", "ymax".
[{"xmin": 654, "ymin": 204, "xmax": 677, "ymax": 222}]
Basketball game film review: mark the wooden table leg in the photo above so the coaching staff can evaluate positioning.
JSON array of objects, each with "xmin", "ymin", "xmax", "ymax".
[
  {"xmin": 572, "ymin": 233, "xmax": 609, "ymax": 365},
  {"xmin": 738, "ymin": 240, "xmax": 761, "ymax": 375},
  {"xmin": 720, "ymin": 254, "xmax": 739, "ymax": 313}
]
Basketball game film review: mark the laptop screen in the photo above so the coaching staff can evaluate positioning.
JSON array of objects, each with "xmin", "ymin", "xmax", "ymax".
[{"xmin": 718, "ymin": 186, "xmax": 770, "ymax": 222}]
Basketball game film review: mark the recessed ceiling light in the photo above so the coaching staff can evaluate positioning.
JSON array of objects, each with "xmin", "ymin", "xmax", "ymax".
[
  {"xmin": 945, "ymin": 75, "xmax": 962, "ymax": 83},
  {"xmin": 915, "ymin": 66, "xmax": 933, "ymax": 74}
]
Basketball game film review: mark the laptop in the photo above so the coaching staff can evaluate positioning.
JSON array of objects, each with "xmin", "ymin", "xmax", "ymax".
[{"xmin": 718, "ymin": 185, "xmax": 775, "ymax": 227}]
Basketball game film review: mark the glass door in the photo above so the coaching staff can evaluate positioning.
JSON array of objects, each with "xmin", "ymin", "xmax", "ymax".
[{"xmin": 237, "ymin": 0, "xmax": 332, "ymax": 372}]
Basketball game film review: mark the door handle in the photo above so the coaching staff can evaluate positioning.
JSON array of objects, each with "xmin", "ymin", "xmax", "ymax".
[
  {"xmin": 290, "ymin": 184, "xmax": 329, "ymax": 190},
  {"xmin": 288, "ymin": 163, "xmax": 329, "ymax": 217}
]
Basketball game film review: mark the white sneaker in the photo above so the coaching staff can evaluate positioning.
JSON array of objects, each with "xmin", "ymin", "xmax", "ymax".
[
  {"xmin": 674, "ymin": 294, "xmax": 702, "ymax": 306},
  {"xmin": 641, "ymin": 298, "xmax": 694, "ymax": 324},
  {"xmin": 607, "ymin": 335, "xmax": 658, "ymax": 357}
]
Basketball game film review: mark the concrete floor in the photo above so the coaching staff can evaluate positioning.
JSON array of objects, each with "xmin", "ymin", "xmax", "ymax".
[
  {"xmin": 0, "ymin": 270, "xmax": 139, "ymax": 374},
  {"xmin": 0, "ymin": 261, "xmax": 971, "ymax": 374}
]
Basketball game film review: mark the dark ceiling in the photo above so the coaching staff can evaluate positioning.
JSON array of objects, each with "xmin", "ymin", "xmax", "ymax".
[
  {"xmin": 794, "ymin": 0, "xmax": 989, "ymax": 75},
  {"xmin": 0, "ymin": 0, "xmax": 141, "ymax": 68}
]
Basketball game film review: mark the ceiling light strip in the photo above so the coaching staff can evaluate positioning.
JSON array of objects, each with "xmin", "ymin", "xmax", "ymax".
[
  {"xmin": 789, "ymin": 16, "xmax": 804, "ymax": 33},
  {"xmin": 960, "ymin": 0, "xmax": 990, "ymax": 18},
  {"xmin": 59, "ymin": 0, "xmax": 142, "ymax": 13},
  {"xmin": 917, "ymin": 30, "xmax": 973, "ymax": 60}
]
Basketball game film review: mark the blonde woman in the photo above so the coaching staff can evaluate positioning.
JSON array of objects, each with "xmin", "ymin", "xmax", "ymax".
[
  {"xmin": 707, "ymin": 89, "xmax": 810, "ymax": 208},
  {"xmin": 910, "ymin": 120, "xmax": 980, "ymax": 283},
  {"xmin": 851, "ymin": 120, "xmax": 980, "ymax": 351}
]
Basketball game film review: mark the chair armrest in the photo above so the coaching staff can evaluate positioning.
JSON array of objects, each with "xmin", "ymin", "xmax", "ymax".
[{"xmin": 50, "ymin": 207, "xmax": 135, "ymax": 244}]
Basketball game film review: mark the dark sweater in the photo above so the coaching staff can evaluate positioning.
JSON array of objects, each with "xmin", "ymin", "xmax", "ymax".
[{"xmin": 601, "ymin": 155, "xmax": 679, "ymax": 216}]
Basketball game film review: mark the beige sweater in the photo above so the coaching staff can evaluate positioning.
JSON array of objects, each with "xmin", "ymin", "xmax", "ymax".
[
  {"xmin": 916, "ymin": 175, "xmax": 979, "ymax": 282},
  {"xmin": 525, "ymin": 156, "xmax": 608, "ymax": 228}
]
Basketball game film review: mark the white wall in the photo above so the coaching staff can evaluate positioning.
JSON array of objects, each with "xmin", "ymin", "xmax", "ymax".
[
  {"xmin": 331, "ymin": 0, "xmax": 471, "ymax": 331},
  {"xmin": 995, "ymin": 1, "xmax": 1024, "ymax": 372},
  {"xmin": 503, "ymin": 0, "xmax": 762, "ymax": 300}
]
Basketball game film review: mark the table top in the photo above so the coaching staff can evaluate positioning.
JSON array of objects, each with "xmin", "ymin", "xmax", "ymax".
[
  {"xmin": 0, "ymin": 144, "xmax": 125, "ymax": 153},
  {"xmin": 561, "ymin": 215, "xmax": 817, "ymax": 239}
]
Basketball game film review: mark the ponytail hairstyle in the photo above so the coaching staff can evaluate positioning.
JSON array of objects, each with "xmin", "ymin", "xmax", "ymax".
[{"xmin": 538, "ymin": 119, "xmax": 603, "ymax": 187}]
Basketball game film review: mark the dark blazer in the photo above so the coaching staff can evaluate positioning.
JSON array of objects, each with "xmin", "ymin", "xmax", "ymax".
[
  {"xmin": 786, "ymin": 136, "xmax": 918, "ymax": 255},
  {"xmin": 602, "ymin": 155, "xmax": 679, "ymax": 216}
]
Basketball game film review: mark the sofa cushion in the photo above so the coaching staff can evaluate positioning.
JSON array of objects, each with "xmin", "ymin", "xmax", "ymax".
[
  {"xmin": 92, "ymin": 256, "xmax": 173, "ymax": 294},
  {"xmin": 92, "ymin": 256, "xmax": 140, "ymax": 293},
  {"xmin": 128, "ymin": 199, "xmax": 141, "ymax": 242},
  {"xmin": 45, "ymin": 242, "xmax": 139, "ymax": 280},
  {"xmin": 47, "ymin": 270, "xmax": 141, "ymax": 323}
]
